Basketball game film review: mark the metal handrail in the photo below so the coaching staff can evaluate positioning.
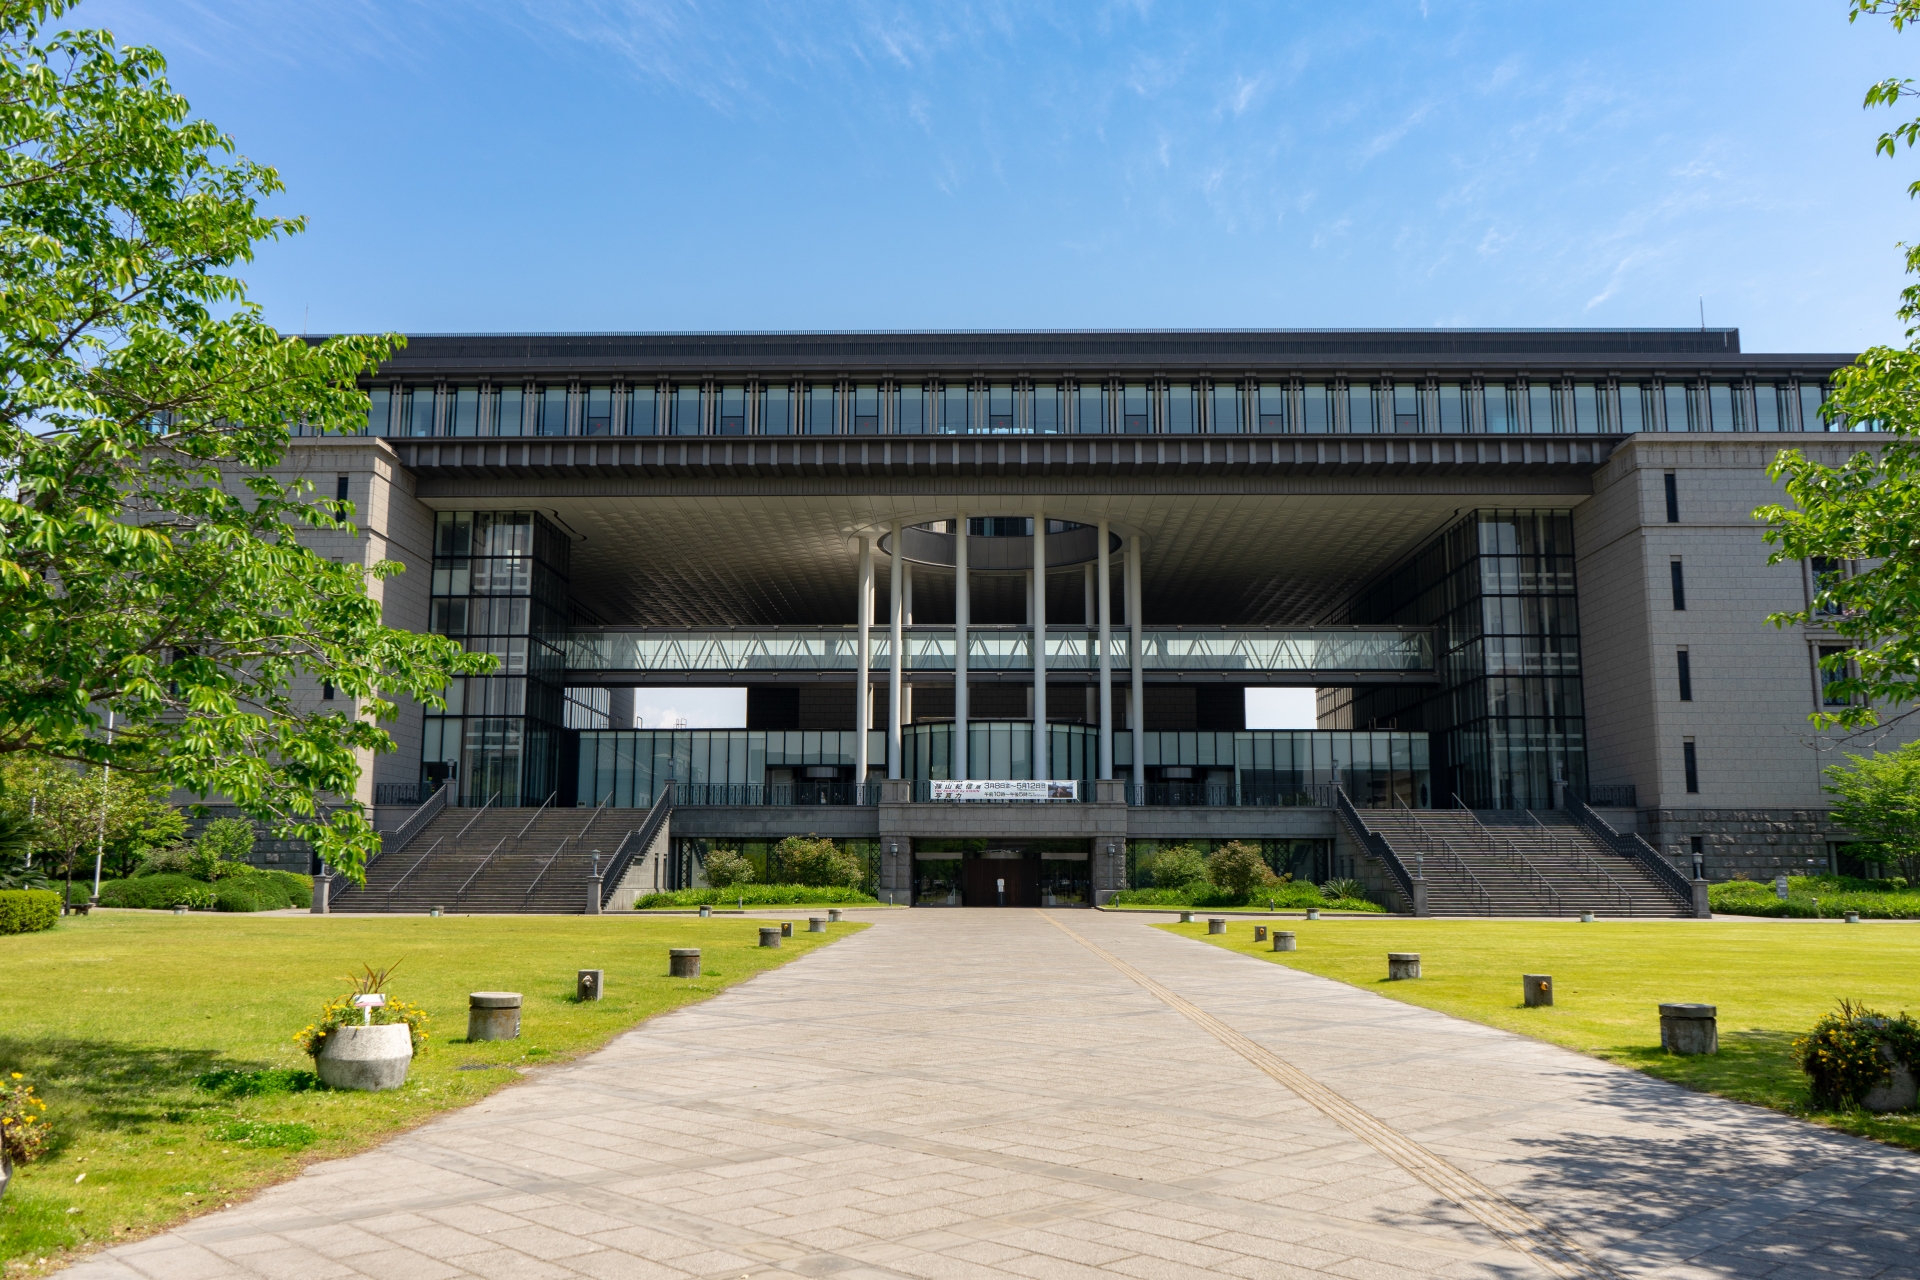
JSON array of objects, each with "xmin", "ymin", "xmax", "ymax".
[
  {"xmin": 385, "ymin": 838, "xmax": 442, "ymax": 898},
  {"xmin": 514, "ymin": 791, "xmax": 557, "ymax": 843},
  {"xmin": 601, "ymin": 781, "xmax": 675, "ymax": 910},
  {"xmin": 1526, "ymin": 809, "xmax": 1634, "ymax": 915},
  {"xmin": 373, "ymin": 784, "xmax": 449, "ymax": 868},
  {"xmin": 453, "ymin": 791, "xmax": 501, "ymax": 844},
  {"xmin": 1564, "ymin": 792, "xmax": 1696, "ymax": 912},
  {"xmin": 456, "ymin": 833, "xmax": 511, "ymax": 902},
  {"xmin": 1390, "ymin": 793, "xmax": 1492, "ymax": 912},
  {"xmin": 1454, "ymin": 794, "xmax": 1563, "ymax": 916},
  {"xmin": 525, "ymin": 792, "xmax": 612, "ymax": 907},
  {"xmin": 1330, "ymin": 786, "xmax": 1420, "ymax": 912}
]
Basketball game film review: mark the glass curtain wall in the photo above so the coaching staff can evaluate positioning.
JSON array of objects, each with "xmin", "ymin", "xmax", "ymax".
[
  {"xmin": 625, "ymin": 385, "xmax": 656, "ymax": 435},
  {"xmin": 1338, "ymin": 510, "xmax": 1585, "ymax": 810},
  {"xmin": 424, "ymin": 512, "xmax": 572, "ymax": 806},
  {"xmin": 1074, "ymin": 381, "xmax": 1107, "ymax": 433}
]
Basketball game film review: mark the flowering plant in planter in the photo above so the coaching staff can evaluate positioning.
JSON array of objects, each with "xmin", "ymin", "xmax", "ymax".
[
  {"xmin": 293, "ymin": 963, "xmax": 431, "ymax": 1059},
  {"xmin": 1793, "ymin": 1000, "xmax": 1920, "ymax": 1109}
]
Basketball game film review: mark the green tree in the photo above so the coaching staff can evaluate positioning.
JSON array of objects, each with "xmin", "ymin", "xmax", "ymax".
[
  {"xmin": 1146, "ymin": 844, "xmax": 1206, "ymax": 890},
  {"xmin": 774, "ymin": 835, "xmax": 860, "ymax": 888},
  {"xmin": 1822, "ymin": 742, "xmax": 1920, "ymax": 881},
  {"xmin": 0, "ymin": 755, "xmax": 183, "ymax": 880},
  {"xmin": 0, "ymin": 2, "xmax": 491, "ymax": 882},
  {"xmin": 1205, "ymin": 841, "xmax": 1275, "ymax": 899},
  {"xmin": 1757, "ymin": 3, "xmax": 1920, "ymax": 730},
  {"xmin": 702, "ymin": 845, "xmax": 754, "ymax": 890}
]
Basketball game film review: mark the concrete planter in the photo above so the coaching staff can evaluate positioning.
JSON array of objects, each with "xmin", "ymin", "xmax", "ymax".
[
  {"xmin": 315, "ymin": 1023, "xmax": 413, "ymax": 1091},
  {"xmin": 1864, "ymin": 1048, "xmax": 1919, "ymax": 1114}
]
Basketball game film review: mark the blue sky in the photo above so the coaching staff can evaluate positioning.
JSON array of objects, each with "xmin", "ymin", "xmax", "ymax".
[
  {"xmin": 85, "ymin": 0, "xmax": 1920, "ymax": 352},
  {"xmin": 84, "ymin": 2, "xmax": 1920, "ymax": 727}
]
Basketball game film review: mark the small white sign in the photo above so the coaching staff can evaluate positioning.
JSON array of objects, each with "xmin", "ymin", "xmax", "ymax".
[
  {"xmin": 930, "ymin": 779, "xmax": 1079, "ymax": 802},
  {"xmin": 352, "ymin": 993, "xmax": 387, "ymax": 1009}
]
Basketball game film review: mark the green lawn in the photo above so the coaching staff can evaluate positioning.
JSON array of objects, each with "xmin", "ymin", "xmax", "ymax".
[
  {"xmin": 1166, "ymin": 916, "xmax": 1920, "ymax": 1152},
  {"xmin": 0, "ymin": 910, "xmax": 864, "ymax": 1270}
]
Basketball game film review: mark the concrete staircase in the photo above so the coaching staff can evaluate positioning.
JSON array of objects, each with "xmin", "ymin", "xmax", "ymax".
[
  {"xmin": 333, "ymin": 805, "xmax": 646, "ymax": 914},
  {"xmin": 1361, "ymin": 808, "xmax": 1690, "ymax": 918}
]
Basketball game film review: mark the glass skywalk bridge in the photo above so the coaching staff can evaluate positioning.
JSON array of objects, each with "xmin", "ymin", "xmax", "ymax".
[{"xmin": 564, "ymin": 625, "xmax": 1436, "ymax": 683}]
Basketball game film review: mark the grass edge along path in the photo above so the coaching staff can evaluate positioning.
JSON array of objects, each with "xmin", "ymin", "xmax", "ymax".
[
  {"xmin": 0, "ymin": 910, "xmax": 868, "ymax": 1274},
  {"xmin": 1162, "ymin": 916, "xmax": 1920, "ymax": 1155}
]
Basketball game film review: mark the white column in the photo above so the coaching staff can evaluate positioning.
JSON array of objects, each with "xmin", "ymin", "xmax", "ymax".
[
  {"xmin": 855, "ymin": 535, "xmax": 872, "ymax": 787},
  {"xmin": 1033, "ymin": 510, "xmax": 1047, "ymax": 780},
  {"xmin": 1084, "ymin": 564, "xmax": 1094, "ymax": 624},
  {"xmin": 1098, "ymin": 519, "xmax": 1112, "ymax": 782},
  {"xmin": 953, "ymin": 512, "xmax": 969, "ymax": 781},
  {"xmin": 904, "ymin": 563, "xmax": 913, "ymax": 625},
  {"xmin": 888, "ymin": 520, "xmax": 904, "ymax": 780},
  {"xmin": 1128, "ymin": 534, "xmax": 1144, "ymax": 792}
]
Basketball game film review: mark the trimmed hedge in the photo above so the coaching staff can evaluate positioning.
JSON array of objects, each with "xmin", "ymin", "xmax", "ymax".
[
  {"xmin": 634, "ymin": 884, "xmax": 880, "ymax": 909},
  {"xmin": 1111, "ymin": 882, "xmax": 1386, "ymax": 912},
  {"xmin": 96, "ymin": 870, "xmax": 311, "ymax": 912},
  {"xmin": 0, "ymin": 889, "xmax": 61, "ymax": 934},
  {"xmin": 1710, "ymin": 876, "xmax": 1920, "ymax": 920}
]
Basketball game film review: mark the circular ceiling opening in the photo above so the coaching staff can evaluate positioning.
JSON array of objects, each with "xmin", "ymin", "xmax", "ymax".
[{"xmin": 878, "ymin": 519, "xmax": 1122, "ymax": 571}]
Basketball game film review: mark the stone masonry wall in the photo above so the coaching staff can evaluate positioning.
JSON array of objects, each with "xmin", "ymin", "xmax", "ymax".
[{"xmin": 1642, "ymin": 807, "xmax": 1841, "ymax": 882}]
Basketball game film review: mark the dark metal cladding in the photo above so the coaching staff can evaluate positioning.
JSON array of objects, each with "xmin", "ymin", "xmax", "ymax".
[{"xmin": 316, "ymin": 328, "xmax": 1855, "ymax": 382}]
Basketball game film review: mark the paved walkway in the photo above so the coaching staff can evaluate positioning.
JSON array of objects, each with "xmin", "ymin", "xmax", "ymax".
[{"xmin": 70, "ymin": 911, "xmax": 1920, "ymax": 1280}]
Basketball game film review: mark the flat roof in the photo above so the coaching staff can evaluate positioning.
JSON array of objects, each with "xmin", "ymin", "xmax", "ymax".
[{"xmin": 330, "ymin": 328, "xmax": 1855, "ymax": 379}]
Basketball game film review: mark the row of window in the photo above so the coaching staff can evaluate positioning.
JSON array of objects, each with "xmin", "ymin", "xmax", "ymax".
[{"xmin": 349, "ymin": 375, "xmax": 1851, "ymax": 439}]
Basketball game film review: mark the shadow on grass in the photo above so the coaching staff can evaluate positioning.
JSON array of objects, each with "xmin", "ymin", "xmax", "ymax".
[{"xmin": 0, "ymin": 1035, "xmax": 281, "ymax": 1148}]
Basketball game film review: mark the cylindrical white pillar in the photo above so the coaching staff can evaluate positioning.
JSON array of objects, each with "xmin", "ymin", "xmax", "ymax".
[
  {"xmin": 1033, "ymin": 510, "xmax": 1047, "ymax": 781},
  {"xmin": 855, "ymin": 535, "xmax": 873, "ymax": 789},
  {"xmin": 953, "ymin": 512, "xmax": 969, "ymax": 781},
  {"xmin": 888, "ymin": 520, "xmax": 904, "ymax": 780},
  {"xmin": 904, "ymin": 562, "xmax": 913, "ymax": 625},
  {"xmin": 1084, "ymin": 564, "xmax": 1094, "ymax": 624},
  {"xmin": 1098, "ymin": 520, "xmax": 1112, "ymax": 782},
  {"xmin": 1128, "ymin": 534, "xmax": 1144, "ymax": 793}
]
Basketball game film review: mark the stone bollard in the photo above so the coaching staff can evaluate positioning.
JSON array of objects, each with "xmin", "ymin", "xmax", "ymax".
[
  {"xmin": 1272, "ymin": 931, "xmax": 1296, "ymax": 952},
  {"xmin": 1845, "ymin": 910, "xmax": 1860, "ymax": 924},
  {"xmin": 780, "ymin": 920, "xmax": 793, "ymax": 938},
  {"xmin": 577, "ymin": 969, "xmax": 604, "ymax": 1001},
  {"xmin": 310, "ymin": 871, "xmax": 332, "ymax": 915},
  {"xmin": 669, "ymin": 948, "xmax": 701, "ymax": 978},
  {"xmin": 430, "ymin": 906, "xmax": 442, "ymax": 918},
  {"xmin": 1387, "ymin": 952, "xmax": 1421, "ymax": 980},
  {"xmin": 1580, "ymin": 911, "xmax": 1594, "ymax": 923},
  {"xmin": 1254, "ymin": 925, "xmax": 1268, "ymax": 942},
  {"xmin": 699, "ymin": 904, "xmax": 711, "ymax": 918},
  {"xmin": 1524, "ymin": 974, "xmax": 1554, "ymax": 1007},
  {"xmin": 468, "ymin": 992, "xmax": 522, "ymax": 1042},
  {"xmin": 1305, "ymin": 907, "xmax": 1320, "ymax": 921},
  {"xmin": 172, "ymin": 904, "xmax": 187, "ymax": 915},
  {"xmin": 828, "ymin": 909, "xmax": 842, "ymax": 923},
  {"xmin": 759, "ymin": 926, "xmax": 781, "ymax": 949},
  {"xmin": 1179, "ymin": 911, "xmax": 1194, "ymax": 923},
  {"xmin": 1659, "ymin": 1003, "xmax": 1718, "ymax": 1055},
  {"xmin": 808, "ymin": 917, "xmax": 826, "ymax": 932},
  {"xmin": 1207, "ymin": 918, "xmax": 1226, "ymax": 935}
]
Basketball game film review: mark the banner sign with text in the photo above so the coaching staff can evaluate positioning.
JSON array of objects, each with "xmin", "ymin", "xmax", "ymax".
[{"xmin": 929, "ymin": 779, "xmax": 1079, "ymax": 802}]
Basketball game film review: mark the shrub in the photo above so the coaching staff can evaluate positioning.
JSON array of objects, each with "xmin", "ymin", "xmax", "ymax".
[
  {"xmin": 1709, "ymin": 876, "xmax": 1920, "ymax": 919},
  {"xmin": 0, "ymin": 1073, "xmax": 51, "ymax": 1164},
  {"xmin": 1146, "ymin": 845, "xmax": 1207, "ymax": 889},
  {"xmin": 134, "ymin": 844, "xmax": 198, "ymax": 877},
  {"xmin": 1206, "ymin": 841, "xmax": 1276, "ymax": 897},
  {"xmin": 98, "ymin": 873, "xmax": 213, "ymax": 910},
  {"xmin": 703, "ymin": 846, "xmax": 755, "ymax": 889},
  {"xmin": 776, "ymin": 835, "xmax": 862, "ymax": 888},
  {"xmin": 99, "ymin": 870, "xmax": 306, "ymax": 911},
  {"xmin": 196, "ymin": 817, "xmax": 256, "ymax": 867},
  {"xmin": 0, "ymin": 889, "xmax": 59, "ymax": 934},
  {"xmin": 1321, "ymin": 877, "xmax": 1371, "ymax": 903},
  {"xmin": 1793, "ymin": 1000, "xmax": 1920, "ymax": 1109},
  {"xmin": 634, "ymin": 884, "xmax": 879, "ymax": 908}
]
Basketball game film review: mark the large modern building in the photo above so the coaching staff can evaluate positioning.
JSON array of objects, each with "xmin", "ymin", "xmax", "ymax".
[{"xmin": 284, "ymin": 328, "xmax": 1894, "ymax": 914}]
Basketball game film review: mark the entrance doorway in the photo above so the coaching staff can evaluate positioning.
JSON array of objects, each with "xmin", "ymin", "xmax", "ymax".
[
  {"xmin": 963, "ymin": 858, "xmax": 1039, "ymax": 907},
  {"xmin": 912, "ymin": 839, "xmax": 1091, "ymax": 906}
]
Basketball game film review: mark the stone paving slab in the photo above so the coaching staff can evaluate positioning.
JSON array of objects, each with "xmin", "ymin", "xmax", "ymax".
[{"xmin": 61, "ymin": 910, "xmax": 1920, "ymax": 1279}]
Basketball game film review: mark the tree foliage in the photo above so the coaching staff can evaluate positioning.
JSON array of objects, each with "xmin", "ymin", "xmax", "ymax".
[
  {"xmin": 1823, "ymin": 740, "xmax": 1920, "ymax": 881},
  {"xmin": 1756, "ymin": 2, "xmax": 1920, "ymax": 730},
  {"xmin": 701, "ymin": 845, "xmax": 754, "ymax": 890},
  {"xmin": 0, "ymin": 754, "xmax": 181, "ymax": 878},
  {"xmin": 0, "ymin": 2, "xmax": 491, "ymax": 882},
  {"xmin": 773, "ymin": 835, "xmax": 861, "ymax": 888},
  {"xmin": 1205, "ymin": 841, "xmax": 1276, "ymax": 898},
  {"xmin": 1145, "ymin": 844, "xmax": 1206, "ymax": 890}
]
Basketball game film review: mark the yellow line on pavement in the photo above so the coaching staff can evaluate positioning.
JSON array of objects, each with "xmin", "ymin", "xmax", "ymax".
[{"xmin": 1041, "ymin": 913, "xmax": 1620, "ymax": 1280}]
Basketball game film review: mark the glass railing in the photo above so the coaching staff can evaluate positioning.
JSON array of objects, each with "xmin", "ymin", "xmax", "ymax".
[{"xmin": 566, "ymin": 626, "xmax": 1432, "ymax": 674}]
